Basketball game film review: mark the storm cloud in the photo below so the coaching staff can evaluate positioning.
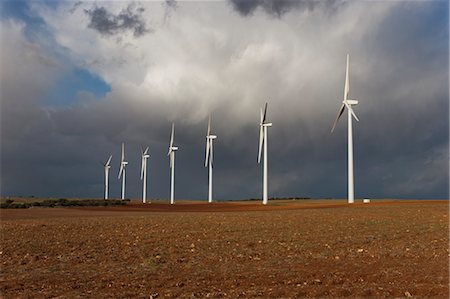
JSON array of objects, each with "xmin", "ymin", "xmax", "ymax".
[
  {"xmin": 0, "ymin": 1, "xmax": 448, "ymax": 200},
  {"xmin": 229, "ymin": 0, "xmax": 337, "ymax": 17},
  {"xmin": 84, "ymin": 4, "xmax": 150, "ymax": 37}
]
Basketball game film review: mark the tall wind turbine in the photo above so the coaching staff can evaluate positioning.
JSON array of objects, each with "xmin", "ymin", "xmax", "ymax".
[
  {"xmin": 103, "ymin": 155, "xmax": 112, "ymax": 199},
  {"xmin": 331, "ymin": 54, "xmax": 360, "ymax": 204},
  {"xmin": 258, "ymin": 102, "xmax": 272, "ymax": 205},
  {"xmin": 167, "ymin": 123, "xmax": 178, "ymax": 204},
  {"xmin": 205, "ymin": 114, "xmax": 217, "ymax": 203},
  {"xmin": 118, "ymin": 143, "xmax": 128, "ymax": 200},
  {"xmin": 140, "ymin": 147, "xmax": 150, "ymax": 203}
]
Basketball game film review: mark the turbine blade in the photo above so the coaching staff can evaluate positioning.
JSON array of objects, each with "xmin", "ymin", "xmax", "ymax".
[
  {"xmin": 170, "ymin": 123, "xmax": 174, "ymax": 148},
  {"xmin": 263, "ymin": 102, "xmax": 268, "ymax": 123},
  {"xmin": 344, "ymin": 54, "xmax": 350, "ymax": 101},
  {"xmin": 260, "ymin": 107, "xmax": 263, "ymax": 124},
  {"xmin": 168, "ymin": 123, "xmax": 174, "ymax": 156},
  {"xmin": 349, "ymin": 106, "xmax": 360, "ymax": 122},
  {"xmin": 118, "ymin": 164, "xmax": 124, "ymax": 179},
  {"xmin": 331, "ymin": 103, "xmax": 346, "ymax": 133},
  {"xmin": 106, "ymin": 155, "xmax": 112, "ymax": 166},
  {"xmin": 140, "ymin": 157, "xmax": 145, "ymax": 180},
  {"xmin": 144, "ymin": 147, "xmax": 149, "ymax": 155},
  {"xmin": 121, "ymin": 143, "xmax": 125, "ymax": 162},
  {"xmin": 205, "ymin": 139, "xmax": 210, "ymax": 167},
  {"xmin": 210, "ymin": 141, "xmax": 214, "ymax": 168},
  {"xmin": 258, "ymin": 125, "xmax": 264, "ymax": 163},
  {"xmin": 207, "ymin": 114, "xmax": 211, "ymax": 136}
]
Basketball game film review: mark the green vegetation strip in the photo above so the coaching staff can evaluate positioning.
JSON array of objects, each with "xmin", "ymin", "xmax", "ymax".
[{"xmin": 0, "ymin": 198, "xmax": 130, "ymax": 209}]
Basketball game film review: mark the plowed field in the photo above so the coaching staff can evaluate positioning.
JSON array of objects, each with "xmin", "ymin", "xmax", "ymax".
[{"xmin": 1, "ymin": 200, "xmax": 448, "ymax": 298}]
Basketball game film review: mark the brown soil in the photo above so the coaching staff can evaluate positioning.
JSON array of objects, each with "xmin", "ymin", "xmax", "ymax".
[{"xmin": 0, "ymin": 200, "xmax": 448, "ymax": 298}]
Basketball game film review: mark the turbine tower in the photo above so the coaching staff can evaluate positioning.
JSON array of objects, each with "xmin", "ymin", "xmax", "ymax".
[
  {"xmin": 118, "ymin": 143, "xmax": 128, "ymax": 200},
  {"xmin": 258, "ymin": 102, "xmax": 272, "ymax": 205},
  {"xmin": 140, "ymin": 147, "xmax": 150, "ymax": 203},
  {"xmin": 205, "ymin": 114, "xmax": 217, "ymax": 203},
  {"xmin": 331, "ymin": 54, "xmax": 360, "ymax": 204},
  {"xmin": 167, "ymin": 123, "xmax": 178, "ymax": 204},
  {"xmin": 103, "ymin": 155, "xmax": 112, "ymax": 199}
]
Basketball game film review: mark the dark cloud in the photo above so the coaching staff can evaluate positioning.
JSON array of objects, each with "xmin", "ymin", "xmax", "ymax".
[
  {"xmin": 84, "ymin": 4, "xmax": 150, "ymax": 37},
  {"xmin": 229, "ymin": 0, "xmax": 335, "ymax": 17}
]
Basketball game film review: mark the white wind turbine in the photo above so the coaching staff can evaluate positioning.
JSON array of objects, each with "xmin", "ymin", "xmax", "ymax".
[
  {"xmin": 167, "ymin": 123, "xmax": 178, "ymax": 204},
  {"xmin": 205, "ymin": 114, "xmax": 217, "ymax": 203},
  {"xmin": 331, "ymin": 54, "xmax": 360, "ymax": 204},
  {"xmin": 102, "ymin": 155, "xmax": 112, "ymax": 199},
  {"xmin": 140, "ymin": 146, "xmax": 150, "ymax": 203},
  {"xmin": 118, "ymin": 142, "xmax": 128, "ymax": 200},
  {"xmin": 258, "ymin": 102, "xmax": 272, "ymax": 205}
]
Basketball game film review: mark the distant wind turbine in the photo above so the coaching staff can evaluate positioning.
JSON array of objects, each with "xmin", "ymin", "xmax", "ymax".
[
  {"xmin": 140, "ymin": 146, "xmax": 150, "ymax": 203},
  {"xmin": 331, "ymin": 54, "xmax": 360, "ymax": 204},
  {"xmin": 205, "ymin": 114, "xmax": 217, "ymax": 203},
  {"xmin": 167, "ymin": 123, "xmax": 178, "ymax": 204},
  {"xmin": 118, "ymin": 143, "xmax": 128, "ymax": 200},
  {"xmin": 258, "ymin": 102, "xmax": 272, "ymax": 205},
  {"xmin": 103, "ymin": 155, "xmax": 112, "ymax": 199}
]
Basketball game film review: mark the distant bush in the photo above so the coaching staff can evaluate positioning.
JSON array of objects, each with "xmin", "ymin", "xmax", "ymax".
[
  {"xmin": 0, "ymin": 199, "xmax": 129, "ymax": 209},
  {"xmin": 1, "ymin": 202, "xmax": 30, "ymax": 209},
  {"xmin": 41, "ymin": 200, "xmax": 56, "ymax": 207}
]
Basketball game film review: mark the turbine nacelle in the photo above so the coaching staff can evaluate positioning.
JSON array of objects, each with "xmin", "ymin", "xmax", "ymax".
[
  {"xmin": 141, "ymin": 147, "xmax": 150, "ymax": 159},
  {"xmin": 205, "ymin": 114, "xmax": 217, "ymax": 170},
  {"xmin": 167, "ymin": 123, "xmax": 179, "ymax": 155},
  {"xmin": 103, "ymin": 155, "xmax": 113, "ymax": 168},
  {"xmin": 118, "ymin": 143, "xmax": 128, "ymax": 178},
  {"xmin": 331, "ymin": 55, "xmax": 360, "ymax": 133},
  {"xmin": 345, "ymin": 99, "xmax": 359, "ymax": 105},
  {"xmin": 258, "ymin": 102, "xmax": 271, "ymax": 164},
  {"xmin": 140, "ymin": 147, "xmax": 150, "ymax": 181}
]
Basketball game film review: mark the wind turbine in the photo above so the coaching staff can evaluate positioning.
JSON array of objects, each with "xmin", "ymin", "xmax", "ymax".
[
  {"xmin": 103, "ymin": 155, "xmax": 112, "ymax": 199},
  {"xmin": 258, "ymin": 102, "xmax": 272, "ymax": 205},
  {"xmin": 140, "ymin": 146, "xmax": 150, "ymax": 203},
  {"xmin": 167, "ymin": 123, "xmax": 178, "ymax": 204},
  {"xmin": 331, "ymin": 54, "xmax": 360, "ymax": 204},
  {"xmin": 118, "ymin": 142, "xmax": 128, "ymax": 200},
  {"xmin": 205, "ymin": 114, "xmax": 217, "ymax": 203}
]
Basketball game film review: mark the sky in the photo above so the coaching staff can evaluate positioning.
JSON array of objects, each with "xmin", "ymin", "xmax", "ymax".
[{"xmin": 0, "ymin": 0, "xmax": 448, "ymax": 200}]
